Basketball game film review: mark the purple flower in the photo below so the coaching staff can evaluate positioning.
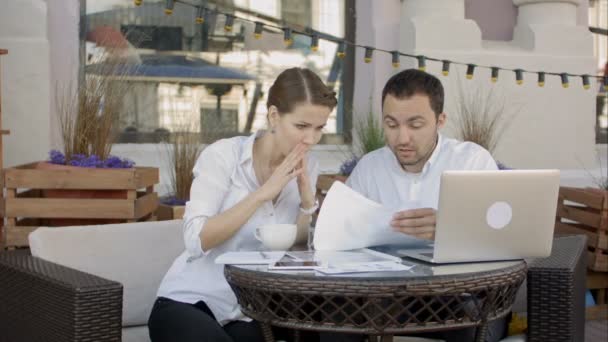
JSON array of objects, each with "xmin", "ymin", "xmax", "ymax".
[
  {"xmin": 104, "ymin": 155, "xmax": 135, "ymax": 168},
  {"xmin": 160, "ymin": 196, "xmax": 187, "ymax": 206},
  {"xmin": 496, "ymin": 161, "xmax": 512, "ymax": 170},
  {"xmin": 49, "ymin": 150, "xmax": 66, "ymax": 165},
  {"xmin": 47, "ymin": 150, "xmax": 135, "ymax": 169},
  {"xmin": 339, "ymin": 156, "xmax": 359, "ymax": 176}
]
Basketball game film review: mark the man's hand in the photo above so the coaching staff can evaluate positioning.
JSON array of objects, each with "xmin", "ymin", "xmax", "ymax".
[{"xmin": 390, "ymin": 208, "xmax": 436, "ymax": 240}]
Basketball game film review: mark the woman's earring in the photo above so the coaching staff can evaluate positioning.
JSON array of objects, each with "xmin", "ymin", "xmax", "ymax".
[{"xmin": 271, "ymin": 128, "xmax": 275, "ymax": 134}]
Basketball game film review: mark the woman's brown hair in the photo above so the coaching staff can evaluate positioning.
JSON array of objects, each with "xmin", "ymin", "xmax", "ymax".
[{"xmin": 266, "ymin": 67, "xmax": 337, "ymax": 114}]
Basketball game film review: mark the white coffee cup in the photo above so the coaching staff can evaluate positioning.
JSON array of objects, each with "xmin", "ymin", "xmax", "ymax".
[{"xmin": 255, "ymin": 223, "xmax": 297, "ymax": 251}]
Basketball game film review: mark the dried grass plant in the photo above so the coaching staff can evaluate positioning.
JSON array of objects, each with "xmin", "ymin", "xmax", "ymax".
[
  {"xmin": 158, "ymin": 110, "xmax": 203, "ymax": 202},
  {"xmin": 598, "ymin": 175, "xmax": 608, "ymax": 191},
  {"xmin": 450, "ymin": 81, "xmax": 520, "ymax": 154},
  {"xmin": 338, "ymin": 109, "xmax": 385, "ymax": 175},
  {"xmin": 56, "ymin": 49, "xmax": 136, "ymax": 162},
  {"xmin": 594, "ymin": 172, "xmax": 608, "ymax": 191},
  {"xmin": 169, "ymin": 129, "xmax": 202, "ymax": 201},
  {"xmin": 581, "ymin": 149, "xmax": 608, "ymax": 190},
  {"xmin": 354, "ymin": 110, "xmax": 385, "ymax": 157}
]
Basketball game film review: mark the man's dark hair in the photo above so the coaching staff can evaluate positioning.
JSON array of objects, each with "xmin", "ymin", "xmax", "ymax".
[{"xmin": 381, "ymin": 69, "xmax": 444, "ymax": 117}]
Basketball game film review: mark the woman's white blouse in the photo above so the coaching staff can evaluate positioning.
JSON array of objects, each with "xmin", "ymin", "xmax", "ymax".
[{"xmin": 157, "ymin": 131, "xmax": 319, "ymax": 325}]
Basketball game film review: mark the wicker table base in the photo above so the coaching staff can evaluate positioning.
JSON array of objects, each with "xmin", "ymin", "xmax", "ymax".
[{"xmin": 226, "ymin": 260, "xmax": 526, "ymax": 342}]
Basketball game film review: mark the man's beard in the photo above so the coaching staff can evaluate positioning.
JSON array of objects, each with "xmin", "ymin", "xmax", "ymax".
[{"xmin": 398, "ymin": 133, "xmax": 438, "ymax": 168}]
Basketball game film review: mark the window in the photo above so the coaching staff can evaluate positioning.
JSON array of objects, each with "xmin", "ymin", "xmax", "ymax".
[
  {"xmin": 589, "ymin": 0, "xmax": 607, "ymax": 144},
  {"xmin": 82, "ymin": 0, "xmax": 354, "ymax": 144}
]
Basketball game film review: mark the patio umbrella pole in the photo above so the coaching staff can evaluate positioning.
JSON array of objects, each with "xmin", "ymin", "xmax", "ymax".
[
  {"xmin": 245, "ymin": 82, "xmax": 263, "ymax": 133},
  {"xmin": 217, "ymin": 95, "xmax": 222, "ymax": 119}
]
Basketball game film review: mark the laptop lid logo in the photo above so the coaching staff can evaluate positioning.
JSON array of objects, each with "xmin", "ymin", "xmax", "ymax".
[{"xmin": 486, "ymin": 201, "xmax": 512, "ymax": 230}]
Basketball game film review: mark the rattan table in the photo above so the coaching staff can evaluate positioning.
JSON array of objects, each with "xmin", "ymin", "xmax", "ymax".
[{"xmin": 225, "ymin": 256, "xmax": 526, "ymax": 342}]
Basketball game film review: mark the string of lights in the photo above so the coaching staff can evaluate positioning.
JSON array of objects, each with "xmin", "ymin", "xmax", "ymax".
[{"xmin": 134, "ymin": 0, "xmax": 608, "ymax": 91}]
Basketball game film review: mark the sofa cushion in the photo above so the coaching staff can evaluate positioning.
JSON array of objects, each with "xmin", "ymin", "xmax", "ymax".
[
  {"xmin": 29, "ymin": 220, "xmax": 184, "ymax": 327},
  {"xmin": 123, "ymin": 326, "xmax": 151, "ymax": 342}
]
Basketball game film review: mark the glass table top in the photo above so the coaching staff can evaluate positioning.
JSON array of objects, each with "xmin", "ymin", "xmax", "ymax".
[{"xmin": 229, "ymin": 247, "xmax": 524, "ymax": 280}]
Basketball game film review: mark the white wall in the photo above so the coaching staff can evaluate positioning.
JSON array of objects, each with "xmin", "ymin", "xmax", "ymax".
[
  {"xmin": 463, "ymin": 0, "xmax": 589, "ymax": 41},
  {"xmin": 47, "ymin": 0, "xmax": 80, "ymax": 151},
  {"xmin": 353, "ymin": 0, "xmax": 600, "ymax": 171},
  {"xmin": 0, "ymin": 0, "xmax": 52, "ymax": 168},
  {"xmin": 353, "ymin": 0, "xmax": 402, "ymax": 138}
]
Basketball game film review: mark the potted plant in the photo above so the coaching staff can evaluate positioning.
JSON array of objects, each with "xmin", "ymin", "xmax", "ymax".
[
  {"xmin": 157, "ymin": 129, "xmax": 202, "ymax": 221},
  {"xmin": 449, "ymin": 80, "xmax": 519, "ymax": 169},
  {"xmin": 1, "ymin": 50, "xmax": 159, "ymax": 248}
]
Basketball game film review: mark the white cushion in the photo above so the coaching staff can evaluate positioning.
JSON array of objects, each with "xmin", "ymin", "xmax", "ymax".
[
  {"xmin": 123, "ymin": 326, "xmax": 151, "ymax": 342},
  {"xmin": 29, "ymin": 220, "xmax": 184, "ymax": 327}
]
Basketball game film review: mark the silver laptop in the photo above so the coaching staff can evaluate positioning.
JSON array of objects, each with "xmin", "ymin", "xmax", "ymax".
[{"xmin": 400, "ymin": 170, "xmax": 560, "ymax": 264}]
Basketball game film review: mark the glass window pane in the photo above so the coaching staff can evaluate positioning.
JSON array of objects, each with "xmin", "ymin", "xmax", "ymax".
[{"xmin": 83, "ymin": 0, "xmax": 350, "ymax": 144}]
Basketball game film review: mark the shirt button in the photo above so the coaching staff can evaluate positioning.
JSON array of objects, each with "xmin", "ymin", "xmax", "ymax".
[{"xmin": 270, "ymin": 213, "xmax": 274, "ymax": 216}]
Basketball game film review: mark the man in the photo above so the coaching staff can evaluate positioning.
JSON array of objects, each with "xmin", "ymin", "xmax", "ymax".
[
  {"xmin": 345, "ymin": 69, "xmax": 504, "ymax": 342},
  {"xmin": 347, "ymin": 68, "xmax": 497, "ymax": 240}
]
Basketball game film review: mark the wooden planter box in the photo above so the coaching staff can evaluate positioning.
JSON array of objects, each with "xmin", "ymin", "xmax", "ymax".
[
  {"xmin": 586, "ymin": 270, "xmax": 608, "ymax": 320},
  {"xmin": 555, "ymin": 186, "xmax": 608, "ymax": 272},
  {"xmin": 1, "ymin": 162, "xmax": 159, "ymax": 249},
  {"xmin": 157, "ymin": 203, "xmax": 185, "ymax": 221}
]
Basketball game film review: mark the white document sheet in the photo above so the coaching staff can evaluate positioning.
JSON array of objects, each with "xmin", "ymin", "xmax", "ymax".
[
  {"xmin": 284, "ymin": 250, "xmax": 413, "ymax": 274},
  {"xmin": 214, "ymin": 251, "xmax": 285, "ymax": 265},
  {"xmin": 316, "ymin": 261, "xmax": 414, "ymax": 275},
  {"xmin": 286, "ymin": 249, "xmax": 402, "ymax": 264},
  {"xmin": 313, "ymin": 181, "xmax": 428, "ymax": 251}
]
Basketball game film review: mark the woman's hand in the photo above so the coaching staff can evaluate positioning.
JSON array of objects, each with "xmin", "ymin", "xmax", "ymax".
[
  {"xmin": 256, "ymin": 143, "xmax": 307, "ymax": 202},
  {"xmin": 296, "ymin": 154, "xmax": 315, "ymax": 209}
]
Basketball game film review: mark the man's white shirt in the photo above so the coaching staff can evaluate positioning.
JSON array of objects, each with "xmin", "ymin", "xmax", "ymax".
[{"xmin": 346, "ymin": 134, "xmax": 498, "ymax": 209}]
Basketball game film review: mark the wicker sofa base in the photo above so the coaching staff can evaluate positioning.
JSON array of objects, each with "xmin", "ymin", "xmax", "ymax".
[{"xmin": 0, "ymin": 250, "xmax": 123, "ymax": 342}]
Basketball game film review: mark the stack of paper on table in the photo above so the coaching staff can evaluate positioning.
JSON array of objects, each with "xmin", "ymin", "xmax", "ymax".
[
  {"xmin": 215, "ymin": 249, "xmax": 398, "ymax": 266},
  {"xmin": 313, "ymin": 182, "xmax": 430, "ymax": 251},
  {"xmin": 214, "ymin": 249, "xmax": 414, "ymax": 274},
  {"xmin": 286, "ymin": 249, "xmax": 414, "ymax": 274},
  {"xmin": 317, "ymin": 261, "xmax": 412, "ymax": 274},
  {"xmin": 215, "ymin": 251, "xmax": 285, "ymax": 264},
  {"xmin": 287, "ymin": 249, "xmax": 400, "ymax": 264}
]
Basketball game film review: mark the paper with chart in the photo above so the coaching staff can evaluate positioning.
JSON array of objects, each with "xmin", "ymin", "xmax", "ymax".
[
  {"xmin": 214, "ymin": 251, "xmax": 285, "ymax": 264},
  {"xmin": 313, "ymin": 181, "xmax": 429, "ymax": 251},
  {"xmin": 283, "ymin": 249, "xmax": 414, "ymax": 274}
]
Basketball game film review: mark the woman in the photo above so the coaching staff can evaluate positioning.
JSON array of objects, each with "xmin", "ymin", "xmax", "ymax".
[{"xmin": 148, "ymin": 67, "xmax": 337, "ymax": 342}]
